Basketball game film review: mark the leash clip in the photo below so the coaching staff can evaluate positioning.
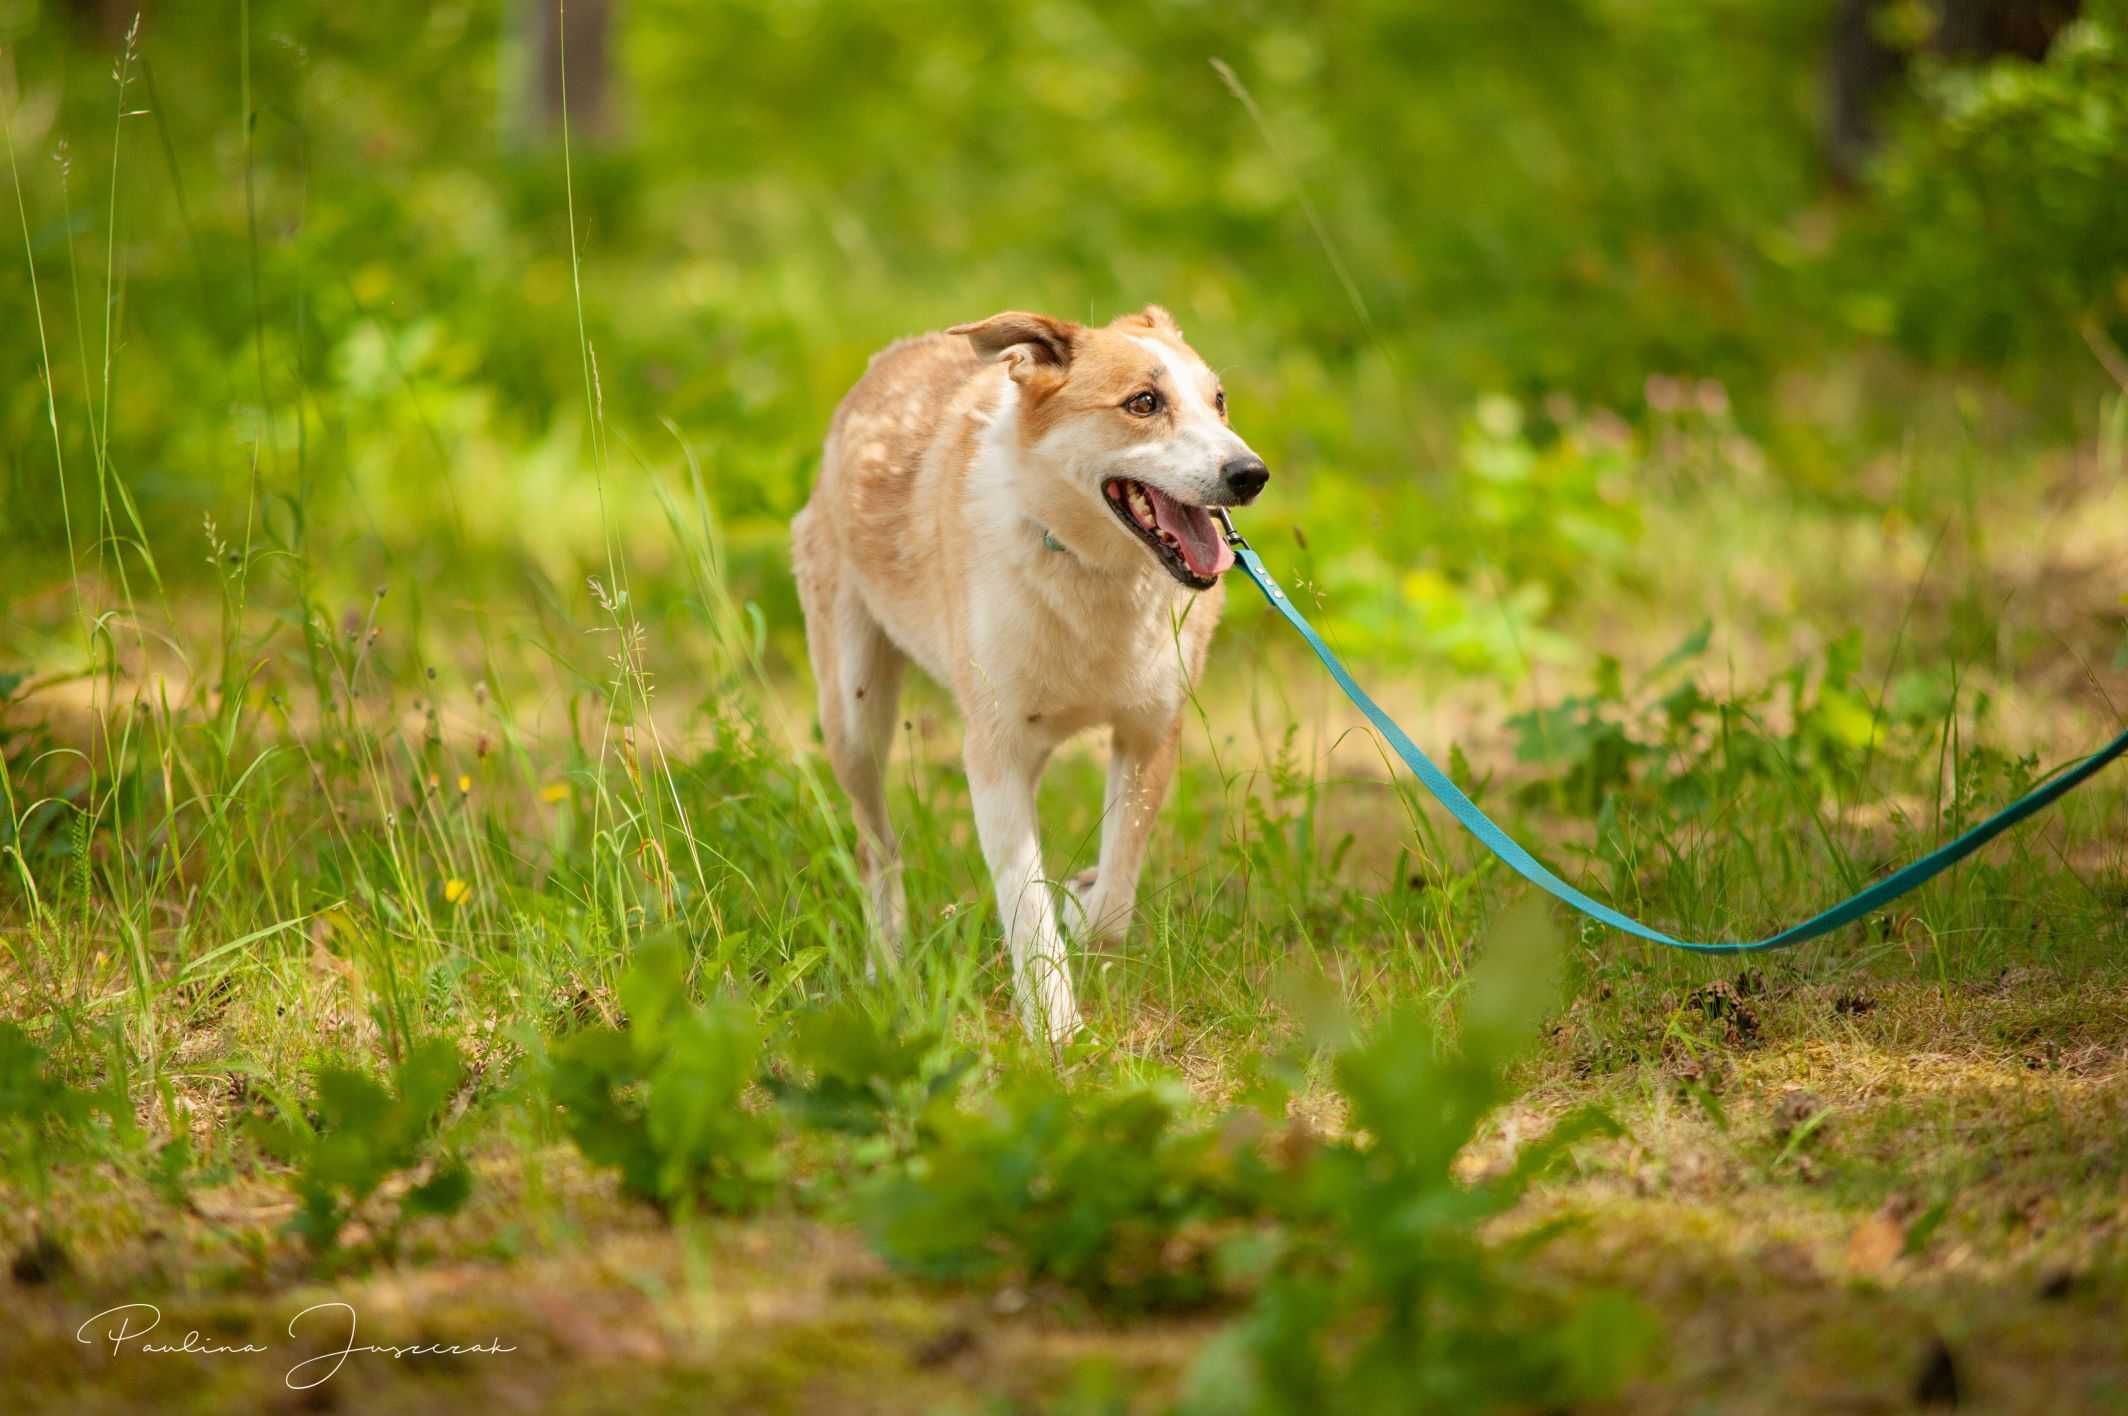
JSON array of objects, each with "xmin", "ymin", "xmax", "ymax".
[{"xmin": 1211, "ymin": 507, "xmax": 1249, "ymax": 550}]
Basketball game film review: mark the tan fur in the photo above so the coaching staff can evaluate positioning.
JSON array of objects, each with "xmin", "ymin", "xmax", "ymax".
[{"xmin": 792, "ymin": 307, "xmax": 1266, "ymax": 1041}]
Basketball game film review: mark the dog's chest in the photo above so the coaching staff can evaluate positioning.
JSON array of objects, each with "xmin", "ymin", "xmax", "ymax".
[{"xmin": 969, "ymin": 565, "xmax": 1208, "ymax": 731}]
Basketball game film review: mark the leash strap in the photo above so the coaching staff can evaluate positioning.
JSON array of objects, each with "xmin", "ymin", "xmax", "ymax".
[{"xmin": 1215, "ymin": 513, "xmax": 2128, "ymax": 954}]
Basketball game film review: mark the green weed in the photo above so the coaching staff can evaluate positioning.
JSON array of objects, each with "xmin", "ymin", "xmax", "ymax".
[
  {"xmin": 858, "ymin": 1069, "xmax": 1278, "ymax": 1311},
  {"xmin": 767, "ymin": 999, "xmax": 970, "ymax": 1143},
  {"xmin": 547, "ymin": 941, "xmax": 784, "ymax": 1214},
  {"xmin": 0, "ymin": 1022, "xmax": 137, "ymax": 1209},
  {"xmin": 1183, "ymin": 906, "xmax": 1652, "ymax": 1413},
  {"xmin": 247, "ymin": 1038, "xmax": 473, "ymax": 1257}
]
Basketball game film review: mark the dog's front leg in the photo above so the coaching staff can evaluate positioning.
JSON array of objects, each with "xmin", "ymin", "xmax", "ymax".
[
  {"xmin": 965, "ymin": 733, "xmax": 1081, "ymax": 1044},
  {"xmin": 1070, "ymin": 719, "xmax": 1181, "ymax": 945}
]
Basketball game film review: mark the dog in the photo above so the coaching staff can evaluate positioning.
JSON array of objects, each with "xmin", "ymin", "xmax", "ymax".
[{"xmin": 791, "ymin": 306, "xmax": 1269, "ymax": 1040}]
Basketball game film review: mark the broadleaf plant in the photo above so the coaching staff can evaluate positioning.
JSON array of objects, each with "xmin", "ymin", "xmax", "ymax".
[
  {"xmin": 548, "ymin": 942, "xmax": 782, "ymax": 1213},
  {"xmin": 248, "ymin": 1038, "xmax": 472, "ymax": 1256}
]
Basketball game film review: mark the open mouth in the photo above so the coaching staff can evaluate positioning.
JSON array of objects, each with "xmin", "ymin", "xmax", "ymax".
[{"xmin": 1101, "ymin": 478, "xmax": 1236, "ymax": 589}]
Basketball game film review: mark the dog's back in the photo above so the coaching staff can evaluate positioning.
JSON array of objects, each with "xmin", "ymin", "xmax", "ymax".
[
  {"xmin": 803, "ymin": 333, "xmax": 984, "ymax": 584},
  {"xmin": 794, "ymin": 331, "xmax": 1006, "ymax": 688}
]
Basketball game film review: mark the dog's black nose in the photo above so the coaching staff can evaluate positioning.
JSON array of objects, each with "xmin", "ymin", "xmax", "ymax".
[{"xmin": 1221, "ymin": 455, "xmax": 1270, "ymax": 504}]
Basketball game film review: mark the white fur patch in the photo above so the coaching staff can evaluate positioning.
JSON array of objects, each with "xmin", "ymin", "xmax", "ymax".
[
  {"xmin": 1129, "ymin": 335, "xmax": 1220, "ymax": 429},
  {"xmin": 1123, "ymin": 335, "xmax": 1249, "ymax": 504}
]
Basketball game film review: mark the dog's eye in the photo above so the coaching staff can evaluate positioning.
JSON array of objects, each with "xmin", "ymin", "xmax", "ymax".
[
  {"xmin": 1123, "ymin": 390, "xmax": 1162, "ymax": 417},
  {"xmin": 1214, "ymin": 389, "xmax": 1227, "ymax": 417}
]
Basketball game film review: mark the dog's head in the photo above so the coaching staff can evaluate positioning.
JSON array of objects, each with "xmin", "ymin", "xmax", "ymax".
[{"xmin": 949, "ymin": 306, "xmax": 1268, "ymax": 590}]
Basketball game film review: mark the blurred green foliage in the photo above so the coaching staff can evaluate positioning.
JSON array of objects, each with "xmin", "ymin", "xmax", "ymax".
[
  {"xmin": 859, "ymin": 1067, "xmax": 1274, "ymax": 1309},
  {"xmin": 1848, "ymin": 5, "xmax": 2128, "ymax": 366},
  {"xmin": 766, "ymin": 999, "xmax": 967, "ymax": 1138},
  {"xmin": 548, "ymin": 940, "xmax": 785, "ymax": 1212},
  {"xmin": 7, "ymin": 0, "xmax": 2121, "ymax": 682},
  {"xmin": 0, "ymin": 1021, "xmax": 137, "ymax": 1206},
  {"xmin": 247, "ymin": 1037, "xmax": 473, "ymax": 1254}
]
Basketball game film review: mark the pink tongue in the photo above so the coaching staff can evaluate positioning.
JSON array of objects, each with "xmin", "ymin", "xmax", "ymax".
[{"xmin": 1144, "ymin": 486, "xmax": 1235, "ymax": 579}]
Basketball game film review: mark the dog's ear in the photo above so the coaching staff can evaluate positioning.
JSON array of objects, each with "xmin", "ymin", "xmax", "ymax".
[
  {"xmin": 1121, "ymin": 304, "xmax": 1183, "ymax": 340},
  {"xmin": 947, "ymin": 311, "xmax": 1079, "ymax": 383}
]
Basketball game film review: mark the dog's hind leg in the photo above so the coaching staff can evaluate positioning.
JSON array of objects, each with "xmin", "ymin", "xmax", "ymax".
[{"xmin": 793, "ymin": 506, "xmax": 909, "ymax": 973}]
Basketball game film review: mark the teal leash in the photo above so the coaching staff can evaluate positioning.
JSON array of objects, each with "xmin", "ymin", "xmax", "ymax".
[{"xmin": 1211, "ymin": 510, "xmax": 2128, "ymax": 954}]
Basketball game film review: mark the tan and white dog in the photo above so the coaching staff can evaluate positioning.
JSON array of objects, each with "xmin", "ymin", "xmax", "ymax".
[{"xmin": 791, "ymin": 306, "xmax": 1270, "ymax": 1040}]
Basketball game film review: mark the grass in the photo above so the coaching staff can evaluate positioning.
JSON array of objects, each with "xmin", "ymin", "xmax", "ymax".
[
  {"xmin": 4, "ymin": 417, "xmax": 2123, "ymax": 1407},
  {"xmin": 6, "ymin": 5, "xmax": 2128, "ymax": 1411}
]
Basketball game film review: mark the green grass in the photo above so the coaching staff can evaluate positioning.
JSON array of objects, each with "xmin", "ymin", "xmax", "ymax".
[
  {"xmin": 5, "ymin": 3, "xmax": 2128, "ymax": 1411},
  {"xmin": 4, "ymin": 399, "xmax": 2121, "ymax": 1407}
]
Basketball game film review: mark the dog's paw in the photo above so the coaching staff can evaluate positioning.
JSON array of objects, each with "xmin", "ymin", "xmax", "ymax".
[
  {"xmin": 1036, "ymin": 1003, "xmax": 1086, "ymax": 1049},
  {"xmin": 1063, "ymin": 874, "xmax": 1128, "ymax": 944},
  {"xmin": 1063, "ymin": 868, "xmax": 1100, "ymax": 922}
]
